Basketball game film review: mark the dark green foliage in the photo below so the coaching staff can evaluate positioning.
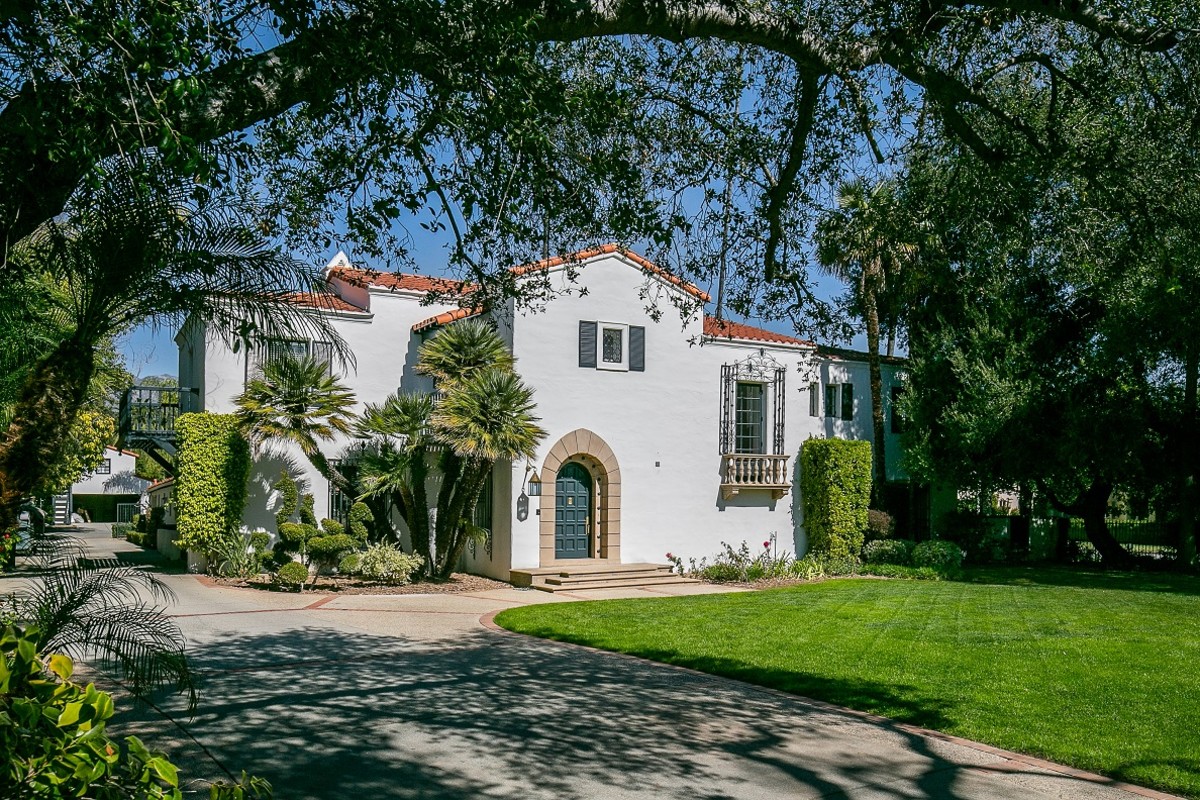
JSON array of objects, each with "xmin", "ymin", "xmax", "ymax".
[
  {"xmin": 347, "ymin": 502, "xmax": 372, "ymax": 544},
  {"xmin": 273, "ymin": 561, "xmax": 309, "ymax": 589},
  {"xmin": 862, "ymin": 538, "xmax": 915, "ymax": 566},
  {"xmin": 111, "ymin": 522, "xmax": 132, "ymax": 539},
  {"xmin": 276, "ymin": 522, "xmax": 317, "ymax": 551},
  {"xmin": 938, "ymin": 510, "xmax": 1010, "ymax": 564},
  {"xmin": 131, "ymin": 513, "xmax": 145, "ymax": 533},
  {"xmin": 338, "ymin": 553, "xmax": 361, "ymax": 575},
  {"xmin": 913, "ymin": 540, "xmax": 965, "ymax": 570},
  {"xmin": 174, "ymin": 414, "xmax": 251, "ymax": 557},
  {"xmin": 272, "ymin": 472, "xmax": 299, "ymax": 530},
  {"xmin": 147, "ymin": 506, "xmax": 166, "ymax": 533},
  {"xmin": 249, "ymin": 532, "xmax": 271, "ymax": 553},
  {"xmin": 319, "ymin": 518, "xmax": 344, "ymax": 536},
  {"xmin": 801, "ymin": 439, "xmax": 872, "ymax": 560}
]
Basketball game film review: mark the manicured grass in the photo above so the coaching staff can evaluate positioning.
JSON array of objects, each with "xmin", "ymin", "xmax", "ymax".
[{"xmin": 495, "ymin": 568, "xmax": 1200, "ymax": 798}]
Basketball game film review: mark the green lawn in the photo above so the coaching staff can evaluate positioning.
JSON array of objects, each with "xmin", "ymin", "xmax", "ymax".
[{"xmin": 495, "ymin": 568, "xmax": 1200, "ymax": 798}]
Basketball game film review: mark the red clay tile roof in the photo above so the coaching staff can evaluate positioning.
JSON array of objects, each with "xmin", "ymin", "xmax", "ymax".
[
  {"xmin": 329, "ymin": 267, "xmax": 467, "ymax": 295},
  {"xmin": 511, "ymin": 244, "xmax": 712, "ymax": 302},
  {"xmin": 286, "ymin": 292, "xmax": 368, "ymax": 314},
  {"xmin": 412, "ymin": 306, "xmax": 484, "ymax": 333},
  {"xmin": 703, "ymin": 316, "xmax": 815, "ymax": 347}
]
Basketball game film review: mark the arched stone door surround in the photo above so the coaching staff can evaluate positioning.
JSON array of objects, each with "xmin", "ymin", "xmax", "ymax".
[{"xmin": 539, "ymin": 429, "xmax": 620, "ymax": 566}]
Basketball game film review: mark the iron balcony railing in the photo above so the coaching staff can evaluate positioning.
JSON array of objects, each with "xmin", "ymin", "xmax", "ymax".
[
  {"xmin": 118, "ymin": 386, "xmax": 185, "ymax": 439},
  {"xmin": 720, "ymin": 453, "xmax": 791, "ymax": 500}
]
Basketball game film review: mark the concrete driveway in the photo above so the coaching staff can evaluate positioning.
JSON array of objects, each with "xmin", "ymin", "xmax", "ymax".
[{"xmin": 38, "ymin": 526, "xmax": 1180, "ymax": 800}]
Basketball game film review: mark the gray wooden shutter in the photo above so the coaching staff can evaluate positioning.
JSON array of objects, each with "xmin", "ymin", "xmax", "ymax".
[
  {"xmin": 629, "ymin": 326, "xmax": 645, "ymax": 371},
  {"xmin": 809, "ymin": 382, "xmax": 820, "ymax": 417},
  {"xmin": 841, "ymin": 382, "xmax": 854, "ymax": 420},
  {"xmin": 773, "ymin": 367, "xmax": 786, "ymax": 454},
  {"xmin": 578, "ymin": 321, "xmax": 597, "ymax": 368}
]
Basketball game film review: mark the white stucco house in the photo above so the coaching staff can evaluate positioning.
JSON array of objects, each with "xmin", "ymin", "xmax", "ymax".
[
  {"xmin": 67, "ymin": 446, "xmax": 151, "ymax": 523},
  {"xmin": 175, "ymin": 245, "xmax": 927, "ymax": 583}
]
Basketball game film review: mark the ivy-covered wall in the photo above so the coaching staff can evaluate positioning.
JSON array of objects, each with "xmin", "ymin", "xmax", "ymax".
[
  {"xmin": 800, "ymin": 438, "xmax": 872, "ymax": 559},
  {"xmin": 174, "ymin": 413, "xmax": 250, "ymax": 556}
]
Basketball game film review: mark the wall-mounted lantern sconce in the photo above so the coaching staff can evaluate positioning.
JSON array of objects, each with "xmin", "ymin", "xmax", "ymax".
[{"xmin": 526, "ymin": 470, "xmax": 542, "ymax": 497}]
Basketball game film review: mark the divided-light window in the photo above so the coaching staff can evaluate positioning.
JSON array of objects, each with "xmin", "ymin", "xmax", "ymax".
[
  {"xmin": 578, "ymin": 321, "xmax": 645, "ymax": 372},
  {"xmin": 734, "ymin": 382, "xmax": 766, "ymax": 454}
]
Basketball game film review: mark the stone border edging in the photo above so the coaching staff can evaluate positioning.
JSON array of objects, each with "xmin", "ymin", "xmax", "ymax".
[{"xmin": 479, "ymin": 610, "xmax": 1184, "ymax": 800}]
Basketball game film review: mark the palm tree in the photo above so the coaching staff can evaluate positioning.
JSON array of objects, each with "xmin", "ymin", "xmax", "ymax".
[
  {"xmin": 0, "ymin": 155, "xmax": 346, "ymax": 533},
  {"xmin": 816, "ymin": 179, "xmax": 921, "ymax": 508},
  {"xmin": 236, "ymin": 353, "xmax": 357, "ymax": 486}
]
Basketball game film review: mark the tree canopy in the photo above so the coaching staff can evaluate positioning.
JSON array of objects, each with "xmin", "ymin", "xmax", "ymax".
[{"xmin": 0, "ymin": 1, "xmax": 1194, "ymax": 332}]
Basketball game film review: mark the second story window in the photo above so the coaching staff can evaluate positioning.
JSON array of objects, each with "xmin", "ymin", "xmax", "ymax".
[
  {"xmin": 578, "ymin": 321, "xmax": 645, "ymax": 372},
  {"xmin": 734, "ymin": 383, "xmax": 766, "ymax": 454},
  {"xmin": 250, "ymin": 339, "xmax": 334, "ymax": 379},
  {"xmin": 94, "ymin": 459, "xmax": 111, "ymax": 475},
  {"xmin": 720, "ymin": 353, "xmax": 785, "ymax": 455}
]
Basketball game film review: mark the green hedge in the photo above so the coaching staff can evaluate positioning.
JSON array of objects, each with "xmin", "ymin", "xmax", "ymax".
[
  {"xmin": 800, "ymin": 438, "xmax": 872, "ymax": 560},
  {"xmin": 174, "ymin": 413, "xmax": 251, "ymax": 558}
]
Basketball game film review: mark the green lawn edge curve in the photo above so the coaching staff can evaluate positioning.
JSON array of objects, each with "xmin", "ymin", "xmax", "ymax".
[{"xmin": 494, "ymin": 568, "xmax": 1200, "ymax": 798}]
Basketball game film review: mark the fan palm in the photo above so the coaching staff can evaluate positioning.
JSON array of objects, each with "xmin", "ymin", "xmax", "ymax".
[
  {"xmin": 816, "ymin": 178, "xmax": 921, "ymax": 507},
  {"xmin": 236, "ymin": 353, "xmax": 357, "ymax": 484},
  {"xmin": 0, "ymin": 154, "xmax": 347, "ymax": 533},
  {"xmin": 9, "ymin": 533, "xmax": 195, "ymax": 711},
  {"xmin": 416, "ymin": 317, "xmax": 515, "ymax": 387}
]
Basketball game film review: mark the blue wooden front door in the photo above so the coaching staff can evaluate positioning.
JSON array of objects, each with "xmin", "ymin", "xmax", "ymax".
[{"xmin": 555, "ymin": 462, "xmax": 592, "ymax": 559}]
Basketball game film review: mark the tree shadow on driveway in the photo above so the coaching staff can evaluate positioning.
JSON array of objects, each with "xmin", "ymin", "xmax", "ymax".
[{"xmin": 113, "ymin": 620, "xmax": 1144, "ymax": 800}]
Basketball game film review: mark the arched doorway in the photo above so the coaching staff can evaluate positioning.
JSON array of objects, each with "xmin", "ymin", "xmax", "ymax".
[
  {"xmin": 554, "ymin": 462, "xmax": 592, "ymax": 559},
  {"xmin": 539, "ymin": 429, "xmax": 621, "ymax": 566}
]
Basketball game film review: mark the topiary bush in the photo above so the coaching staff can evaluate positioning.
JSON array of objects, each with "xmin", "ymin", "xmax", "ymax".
[
  {"xmin": 862, "ymin": 538, "xmax": 915, "ymax": 565},
  {"xmin": 307, "ymin": 533, "xmax": 356, "ymax": 573},
  {"xmin": 319, "ymin": 518, "xmax": 344, "ymax": 537},
  {"xmin": 277, "ymin": 522, "xmax": 318, "ymax": 552},
  {"xmin": 174, "ymin": 413, "xmax": 251, "ymax": 558},
  {"xmin": 359, "ymin": 543, "xmax": 424, "ymax": 584},
  {"xmin": 249, "ymin": 531, "xmax": 271, "ymax": 553},
  {"xmin": 912, "ymin": 540, "xmax": 965, "ymax": 570},
  {"xmin": 274, "ymin": 560, "xmax": 309, "ymax": 590},
  {"xmin": 800, "ymin": 438, "xmax": 872, "ymax": 560},
  {"xmin": 347, "ymin": 502, "xmax": 373, "ymax": 544},
  {"xmin": 272, "ymin": 471, "xmax": 299, "ymax": 530},
  {"xmin": 298, "ymin": 493, "xmax": 316, "ymax": 527},
  {"xmin": 338, "ymin": 553, "xmax": 361, "ymax": 575}
]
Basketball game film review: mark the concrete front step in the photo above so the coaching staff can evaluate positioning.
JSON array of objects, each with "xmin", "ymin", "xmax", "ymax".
[{"xmin": 511, "ymin": 562, "xmax": 698, "ymax": 592}]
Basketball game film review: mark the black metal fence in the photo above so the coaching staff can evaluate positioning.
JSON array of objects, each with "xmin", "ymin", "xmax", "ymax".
[
  {"xmin": 1067, "ymin": 519, "xmax": 1178, "ymax": 562},
  {"xmin": 119, "ymin": 386, "xmax": 181, "ymax": 438}
]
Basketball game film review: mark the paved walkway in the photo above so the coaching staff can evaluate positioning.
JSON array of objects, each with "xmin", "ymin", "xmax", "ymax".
[{"xmin": 13, "ymin": 526, "xmax": 1181, "ymax": 800}]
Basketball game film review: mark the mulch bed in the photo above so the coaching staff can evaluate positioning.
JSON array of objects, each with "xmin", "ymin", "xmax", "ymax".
[{"xmin": 206, "ymin": 572, "xmax": 511, "ymax": 595}]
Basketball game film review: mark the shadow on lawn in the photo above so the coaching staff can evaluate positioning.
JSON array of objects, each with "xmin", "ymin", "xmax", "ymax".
[
  {"xmin": 957, "ymin": 565, "xmax": 1200, "ymax": 597},
  {"xmin": 105, "ymin": 619, "xmax": 1124, "ymax": 800}
]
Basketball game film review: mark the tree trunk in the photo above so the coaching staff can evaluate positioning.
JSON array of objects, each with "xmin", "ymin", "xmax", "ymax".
[
  {"xmin": 433, "ymin": 450, "xmax": 464, "ymax": 571},
  {"xmin": 1080, "ymin": 480, "xmax": 1135, "ymax": 569},
  {"xmin": 0, "ymin": 337, "xmax": 96, "ymax": 533},
  {"xmin": 436, "ymin": 460, "xmax": 493, "ymax": 580},
  {"xmin": 1178, "ymin": 340, "xmax": 1198, "ymax": 567},
  {"xmin": 863, "ymin": 278, "xmax": 887, "ymax": 509}
]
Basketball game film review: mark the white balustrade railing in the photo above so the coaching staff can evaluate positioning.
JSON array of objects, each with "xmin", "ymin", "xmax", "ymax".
[{"xmin": 720, "ymin": 454, "xmax": 791, "ymax": 499}]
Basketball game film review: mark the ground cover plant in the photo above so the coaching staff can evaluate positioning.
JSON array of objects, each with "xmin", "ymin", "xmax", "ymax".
[{"xmin": 495, "ymin": 568, "xmax": 1200, "ymax": 798}]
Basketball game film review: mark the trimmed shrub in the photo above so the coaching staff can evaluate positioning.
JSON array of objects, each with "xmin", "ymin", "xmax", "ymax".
[
  {"xmin": 147, "ymin": 505, "xmax": 166, "ymax": 533},
  {"xmin": 273, "ymin": 471, "xmax": 299, "ymax": 529},
  {"xmin": 359, "ymin": 543, "xmax": 423, "ymax": 584},
  {"xmin": 111, "ymin": 522, "xmax": 132, "ymax": 539},
  {"xmin": 800, "ymin": 438, "xmax": 872, "ymax": 560},
  {"xmin": 277, "ymin": 522, "xmax": 318, "ymax": 551},
  {"xmin": 307, "ymin": 534, "xmax": 356, "ymax": 573},
  {"xmin": 131, "ymin": 513, "xmax": 145, "ymax": 533},
  {"xmin": 865, "ymin": 509, "xmax": 894, "ymax": 542},
  {"xmin": 347, "ymin": 502, "xmax": 373, "ymax": 544},
  {"xmin": 338, "ymin": 553, "xmax": 362, "ymax": 575},
  {"xmin": 913, "ymin": 540, "xmax": 965, "ymax": 570},
  {"xmin": 859, "ymin": 563, "xmax": 944, "ymax": 580},
  {"xmin": 298, "ymin": 494, "xmax": 316, "ymax": 527},
  {"xmin": 249, "ymin": 531, "xmax": 271, "ymax": 553},
  {"xmin": 862, "ymin": 539, "xmax": 915, "ymax": 566},
  {"xmin": 319, "ymin": 518, "xmax": 344, "ymax": 536},
  {"xmin": 174, "ymin": 413, "xmax": 251, "ymax": 557},
  {"xmin": 274, "ymin": 560, "xmax": 309, "ymax": 589}
]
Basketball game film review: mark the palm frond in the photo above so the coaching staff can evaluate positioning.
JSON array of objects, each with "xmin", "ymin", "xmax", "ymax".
[
  {"xmin": 416, "ymin": 318, "xmax": 514, "ymax": 387},
  {"xmin": 431, "ymin": 368, "xmax": 546, "ymax": 460},
  {"xmin": 11, "ymin": 533, "xmax": 196, "ymax": 712},
  {"xmin": 236, "ymin": 353, "xmax": 357, "ymax": 456}
]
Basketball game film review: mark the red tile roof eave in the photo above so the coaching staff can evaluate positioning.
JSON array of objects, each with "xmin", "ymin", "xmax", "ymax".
[
  {"xmin": 511, "ymin": 243, "xmax": 712, "ymax": 303},
  {"xmin": 411, "ymin": 306, "xmax": 484, "ymax": 333},
  {"xmin": 327, "ymin": 267, "xmax": 468, "ymax": 296},
  {"xmin": 286, "ymin": 292, "xmax": 370, "ymax": 315},
  {"xmin": 702, "ymin": 316, "xmax": 816, "ymax": 348}
]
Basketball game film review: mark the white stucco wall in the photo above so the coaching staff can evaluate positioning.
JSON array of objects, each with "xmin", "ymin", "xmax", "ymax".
[{"xmin": 72, "ymin": 448, "xmax": 149, "ymax": 495}]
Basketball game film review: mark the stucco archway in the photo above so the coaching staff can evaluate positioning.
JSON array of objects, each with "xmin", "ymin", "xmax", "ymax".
[{"xmin": 539, "ymin": 429, "xmax": 621, "ymax": 566}]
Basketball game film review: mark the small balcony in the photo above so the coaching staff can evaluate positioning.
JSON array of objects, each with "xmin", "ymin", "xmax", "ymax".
[
  {"xmin": 117, "ymin": 386, "xmax": 194, "ymax": 476},
  {"xmin": 720, "ymin": 453, "xmax": 791, "ymax": 500}
]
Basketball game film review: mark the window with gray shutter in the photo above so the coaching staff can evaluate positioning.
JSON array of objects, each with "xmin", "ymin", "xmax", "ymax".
[
  {"xmin": 809, "ymin": 382, "xmax": 820, "ymax": 416},
  {"xmin": 578, "ymin": 321, "xmax": 597, "ymax": 368},
  {"xmin": 841, "ymin": 382, "xmax": 854, "ymax": 420},
  {"xmin": 629, "ymin": 326, "xmax": 645, "ymax": 371}
]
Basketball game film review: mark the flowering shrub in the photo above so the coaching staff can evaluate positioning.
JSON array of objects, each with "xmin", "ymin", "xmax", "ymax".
[{"xmin": 359, "ymin": 544, "xmax": 424, "ymax": 584}]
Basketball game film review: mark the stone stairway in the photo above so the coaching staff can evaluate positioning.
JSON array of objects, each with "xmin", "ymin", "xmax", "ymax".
[{"xmin": 510, "ymin": 563, "xmax": 700, "ymax": 593}]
